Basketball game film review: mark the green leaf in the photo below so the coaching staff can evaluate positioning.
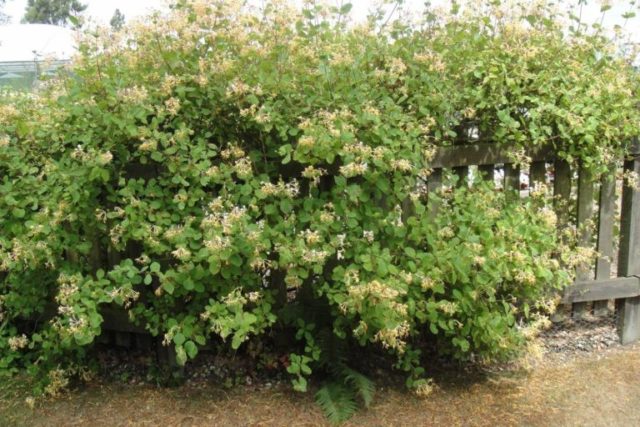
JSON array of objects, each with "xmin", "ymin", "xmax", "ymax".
[
  {"xmin": 163, "ymin": 282, "xmax": 175, "ymax": 294},
  {"xmin": 173, "ymin": 333, "xmax": 186, "ymax": 346},
  {"xmin": 175, "ymin": 346, "xmax": 188, "ymax": 366},
  {"xmin": 209, "ymin": 259, "xmax": 220, "ymax": 274},
  {"xmin": 231, "ymin": 333, "xmax": 245, "ymax": 349},
  {"xmin": 340, "ymin": 3, "xmax": 353, "ymax": 14},
  {"xmin": 293, "ymin": 377, "xmax": 308, "ymax": 392},
  {"xmin": 68, "ymin": 15, "xmax": 80, "ymax": 26},
  {"xmin": 184, "ymin": 340, "xmax": 198, "ymax": 359}
]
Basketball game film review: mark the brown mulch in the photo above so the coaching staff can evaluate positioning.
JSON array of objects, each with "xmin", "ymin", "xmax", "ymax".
[{"xmin": 2, "ymin": 339, "xmax": 640, "ymax": 426}]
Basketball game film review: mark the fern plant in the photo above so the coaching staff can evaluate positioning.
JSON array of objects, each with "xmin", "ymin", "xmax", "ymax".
[
  {"xmin": 315, "ymin": 363, "xmax": 375, "ymax": 424},
  {"xmin": 315, "ymin": 383, "xmax": 358, "ymax": 424}
]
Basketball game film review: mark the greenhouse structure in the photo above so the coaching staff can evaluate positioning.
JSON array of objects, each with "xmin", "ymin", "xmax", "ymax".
[{"xmin": 0, "ymin": 24, "xmax": 74, "ymax": 90}]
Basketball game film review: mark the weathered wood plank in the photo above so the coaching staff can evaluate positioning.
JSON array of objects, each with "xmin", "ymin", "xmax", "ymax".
[
  {"xmin": 573, "ymin": 166, "xmax": 595, "ymax": 318},
  {"xmin": 553, "ymin": 159, "xmax": 572, "ymax": 230},
  {"xmin": 617, "ymin": 141, "xmax": 640, "ymax": 344},
  {"xmin": 563, "ymin": 276, "xmax": 640, "ymax": 303},
  {"xmin": 595, "ymin": 168, "xmax": 616, "ymax": 279},
  {"xmin": 430, "ymin": 143, "xmax": 553, "ymax": 169},
  {"xmin": 135, "ymin": 333, "xmax": 153, "ymax": 351},
  {"xmin": 618, "ymin": 296, "xmax": 640, "ymax": 345},
  {"xmin": 101, "ymin": 306, "xmax": 147, "ymax": 334},
  {"xmin": 529, "ymin": 161, "xmax": 546, "ymax": 188},
  {"xmin": 427, "ymin": 168, "xmax": 443, "ymax": 216},
  {"xmin": 594, "ymin": 166, "xmax": 617, "ymax": 316},
  {"xmin": 504, "ymin": 163, "xmax": 520, "ymax": 194},
  {"xmin": 115, "ymin": 332, "xmax": 132, "ymax": 348},
  {"xmin": 551, "ymin": 159, "xmax": 572, "ymax": 322},
  {"xmin": 618, "ymin": 152, "xmax": 640, "ymax": 277}
]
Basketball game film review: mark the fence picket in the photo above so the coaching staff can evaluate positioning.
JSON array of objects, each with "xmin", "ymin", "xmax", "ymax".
[
  {"xmin": 574, "ymin": 165, "xmax": 595, "ymax": 318},
  {"xmin": 428, "ymin": 168, "xmax": 443, "ymax": 216},
  {"xmin": 529, "ymin": 161, "xmax": 546, "ymax": 188},
  {"xmin": 552, "ymin": 159, "xmax": 572, "ymax": 322},
  {"xmin": 553, "ymin": 159, "xmax": 572, "ymax": 230},
  {"xmin": 594, "ymin": 166, "xmax": 616, "ymax": 316},
  {"xmin": 504, "ymin": 163, "xmax": 520, "ymax": 194}
]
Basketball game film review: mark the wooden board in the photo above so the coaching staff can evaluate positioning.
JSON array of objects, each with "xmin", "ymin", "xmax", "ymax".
[
  {"xmin": 430, "ymin": 143, "xmax": 553, "ymax": 169},
  {"xmin": 529, "ymin": 161, "xmax": 547, "ymax": 187},
  {"xmin": 594, "ymin": 166, "xmax": 617, "ymax": 315},
  {"xmin": 573, "ymin": 166, "xmax": 595, "ymax": 317},
  {"xmin": 504, "ymin": 163, "xmax": 520, "ymax": 194},
  {"xmin": 563, "ymin": 276, "xmax": 640, "ymax": 303},
  {"xmin": 427, "ymin": 168, "xmax": 443, "ymax": 216}
]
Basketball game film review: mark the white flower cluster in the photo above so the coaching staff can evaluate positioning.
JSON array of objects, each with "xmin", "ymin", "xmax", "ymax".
[
  {"xmin": 537, "ymin": 206, "xmax": 557, "ymax": 229},
  {"xmin": 363, "ymin": 230, "xmax": 374, "ymax": 243},
  {"xmin": 301, "ymin": 249, "xmax": 329, "ymax": 264},
  {"xmin": 204, "ymin": 235, "xmax": 231, "ymax": 251},
  {"xmin": 8, "ymin": 334, "xmax": 29, "ymax": 351},
  {"xmin": 116, "ymin": 86, "xmax": 148, "ymax": 104},
  {"xmin": 259, "ymin": 179, "xmax": 300, "ymax": 198},
  {"xmin": 172, "ymin": 246, "xmax": 192, "ymax": 261},
  {"xmin": 373, "ymin": 321, "xmax": 410, "ymax": 354},
  {"xmin": 55, "ymin": 273, "xmax": 81, "ymax": 306},
  {"xmin": 339, "ymin": 162, "xmax": 368, "ymax": 177},
  {"xmin": 391, "ymin": 159, "xmax": 413, "ymax": 173},
  {"xmin": 107, "ymin": 288, "xmax": 140, "ymax": 308},
  {"xmin": 202, "ymin": 200, "xmax": 248, "ymax": 234},
  {"xmin": 302, "ymin": 165, "xmax": 326, "ymax": 186}
]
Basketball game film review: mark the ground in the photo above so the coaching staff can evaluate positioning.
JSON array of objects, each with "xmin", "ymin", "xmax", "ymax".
[{"xmin": 1, "ymin": 339, "xmax": 639, "ymax": 427}]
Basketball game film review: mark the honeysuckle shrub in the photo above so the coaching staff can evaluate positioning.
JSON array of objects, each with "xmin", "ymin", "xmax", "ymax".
[{"xmin": 0, "ymin": 0, "xmax": 638, "ymax": 397}]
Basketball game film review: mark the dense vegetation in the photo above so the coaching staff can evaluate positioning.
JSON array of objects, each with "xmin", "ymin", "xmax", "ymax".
[{"xmin": 1, "ymin": 0, "xmax": 639, "ymax": 421}]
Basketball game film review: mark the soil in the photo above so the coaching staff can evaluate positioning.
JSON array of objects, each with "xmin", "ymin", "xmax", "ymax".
[{"xmin": 1, "ymin": 318, "xmax": 639, "ymax": 427}]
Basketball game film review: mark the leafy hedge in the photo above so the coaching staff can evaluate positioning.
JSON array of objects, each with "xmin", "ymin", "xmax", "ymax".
[{"xmin": 0, "ymin": 0, "xmax": 638, "ymax": 412}]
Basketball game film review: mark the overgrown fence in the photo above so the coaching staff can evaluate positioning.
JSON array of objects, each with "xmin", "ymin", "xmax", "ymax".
[
  {"xmin": 96, "ymin": 140, "xmax": 640, "ymax": 357},
  {"xmin": 429, "ymin": 140, "xmax": 640, "ymax": 345}
]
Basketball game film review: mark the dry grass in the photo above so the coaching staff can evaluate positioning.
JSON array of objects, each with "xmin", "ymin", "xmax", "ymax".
[{"xmin": 2, "ymin": 345, "xmax": 640, "ymax": 426}]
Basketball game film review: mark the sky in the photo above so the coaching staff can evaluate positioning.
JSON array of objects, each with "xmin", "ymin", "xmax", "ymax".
[
  {"xmin": 0, "ymin": 0, "xmax": 638, "ymax": 27},
  {"xmin": 0, "ymin": 0, "xmax": 638, "ymax": 61}
]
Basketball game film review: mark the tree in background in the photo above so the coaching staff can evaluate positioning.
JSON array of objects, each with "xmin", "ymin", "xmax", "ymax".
[
  {"xmin": 110, "ymin": 8, "xmax": 125, "ymax": 30},
  {"xmin": 23, "ymin": 0, "xmax": 87, "ymax": 26}
]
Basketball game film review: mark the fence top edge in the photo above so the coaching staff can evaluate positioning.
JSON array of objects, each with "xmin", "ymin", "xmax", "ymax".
[{"xmin": 430, "ymin": 142, "xmax": 553, "ymax": 169}]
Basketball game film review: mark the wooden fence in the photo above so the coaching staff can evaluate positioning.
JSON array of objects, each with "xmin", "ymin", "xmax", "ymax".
[
  {"xmin": 429, "ymin": 141, "xmax": 640, "ymax": 344},
  {"xmin": 97, "ymin": 141, "xmax": 640, "ymax": 353}
]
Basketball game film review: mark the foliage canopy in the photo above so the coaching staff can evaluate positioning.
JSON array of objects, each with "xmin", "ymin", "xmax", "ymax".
[{"xmin": 23, "ymin": 0, "xmax": 87, "ymax": 26}]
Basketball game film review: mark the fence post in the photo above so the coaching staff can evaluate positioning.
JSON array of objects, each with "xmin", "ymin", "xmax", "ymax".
[{"xmin": 617, "ymin": 140, "xmax": 640, "ymax": 344}]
